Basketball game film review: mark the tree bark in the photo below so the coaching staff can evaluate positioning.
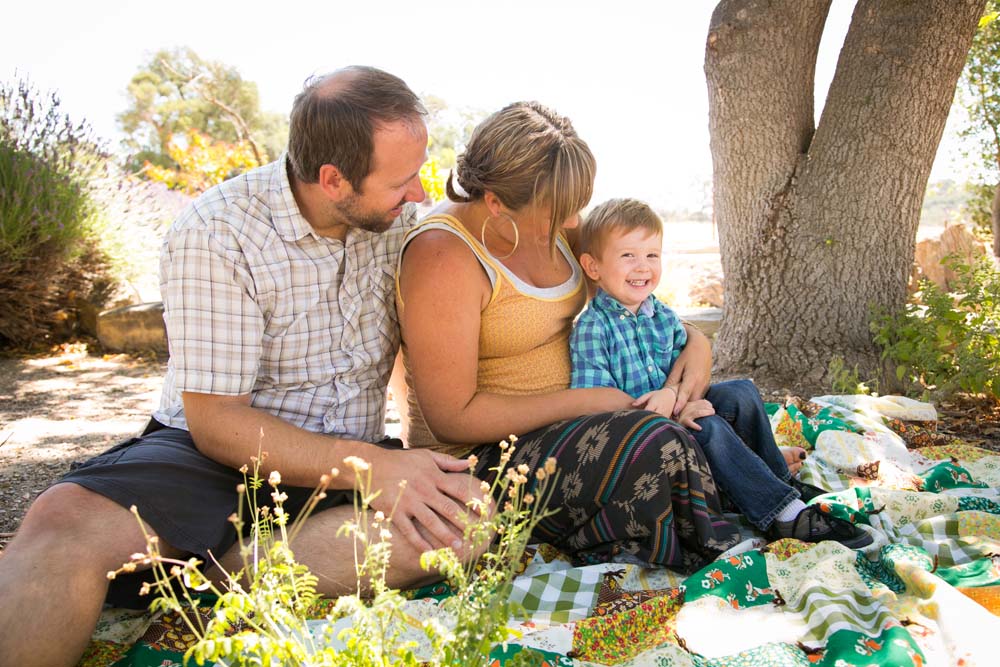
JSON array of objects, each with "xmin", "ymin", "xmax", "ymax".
[{"xmin": 705, "ymin": 0, "xmax": 985, "ymax": 386}]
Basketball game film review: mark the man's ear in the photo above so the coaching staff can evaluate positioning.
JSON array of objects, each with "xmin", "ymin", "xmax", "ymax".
[
  {"xmin": 317, "ymin": 164, "xmax": 353, "ymax": 201},
  {"xmin": 579, "ymin": 252, "xmax": 601, "ymax": 281}
]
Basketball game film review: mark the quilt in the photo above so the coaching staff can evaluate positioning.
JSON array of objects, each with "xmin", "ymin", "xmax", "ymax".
[{"xmin": 77, "ymin": 395, "xmax": 1000, "ymax": 667}]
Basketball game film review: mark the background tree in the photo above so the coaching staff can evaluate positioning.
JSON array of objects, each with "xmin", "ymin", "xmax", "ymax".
[
  {"xmin": 704, "ymin": 0, "xmax": 985, "ymax": 386},
  {"xmin": 118, "ymin": 47, "xmax": 287, "ymax": 175},
  {"xmin": 958, "ymin": 2, "xmax": 1000, "ymax": 256}
]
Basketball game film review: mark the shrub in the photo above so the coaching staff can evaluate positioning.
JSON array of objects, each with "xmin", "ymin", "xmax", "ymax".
[
  {"xmin": 0, "ymin": 77, "xmax": 175, "ymax": 348},
  {"xmin": 0, "ymin": 77, "xmax": 110, "ymax": 347},
  {"xmin": 872, "ymin": 256, "xmax": 1000, "ymax": 401}
]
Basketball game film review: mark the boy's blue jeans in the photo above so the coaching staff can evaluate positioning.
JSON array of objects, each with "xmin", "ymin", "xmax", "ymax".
[{"xmin": 690, "ymin": 379, "xmax": 799, "ymax": 530}]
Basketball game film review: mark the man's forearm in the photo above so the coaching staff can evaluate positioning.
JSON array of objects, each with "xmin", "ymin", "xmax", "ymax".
[{"xmin": 182, "ymin": 393, "xmax": 384, "ymax": 490}]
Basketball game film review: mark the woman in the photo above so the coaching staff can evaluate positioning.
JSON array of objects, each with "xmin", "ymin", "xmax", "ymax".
[{"xmin": 396, "ymin": 102, "xmax": 741, "ymax": 570}]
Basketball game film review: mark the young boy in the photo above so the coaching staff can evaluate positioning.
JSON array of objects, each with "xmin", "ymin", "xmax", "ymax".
[{"xmin": 569, "ymin": 198, "xmax": 872, "ymax": 548}]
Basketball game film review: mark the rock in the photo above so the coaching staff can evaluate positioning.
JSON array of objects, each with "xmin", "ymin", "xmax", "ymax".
[
  {"xmin": 687, "ymin": 265, "xmax": 725, "ymax": 308},
  {"xmin": 913, "ymin": 224, "xmax": 988, "ymax": 290},
  {"xmin": 96, "ymin": 302, "xmax": 167, "ymax": 354},
  {"xmin": 675, "ymin": 307, "xmax": 723, "ymax": 341}
]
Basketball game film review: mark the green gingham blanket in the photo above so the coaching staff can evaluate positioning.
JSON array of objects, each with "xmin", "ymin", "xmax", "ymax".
[{"xmin": 78, "ymin": 395, "xmax": 1000, "ymax": 667}]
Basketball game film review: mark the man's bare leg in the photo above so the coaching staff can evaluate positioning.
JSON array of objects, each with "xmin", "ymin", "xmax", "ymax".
[
  {"xmin": 0, "ymin": 483, "xmax": 180, "ymax": 667},
  {"xmin": 213, "ymin": 504, "xmax": 455, "ymax": 597}
]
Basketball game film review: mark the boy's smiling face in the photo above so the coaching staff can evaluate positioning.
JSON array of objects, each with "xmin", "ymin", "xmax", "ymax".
[{"xmin": 580, "ymin": 227, "xmax": 663, "ymax": 314}]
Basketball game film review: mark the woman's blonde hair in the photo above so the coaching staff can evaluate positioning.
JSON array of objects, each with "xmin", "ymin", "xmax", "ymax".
[
  {"xmin": 579, "ymin": 198, "xmax": 663, "ymax": 257},
  {"xmin": 447, "ymin": 101, "xmax": 595, "ymax": 255}
]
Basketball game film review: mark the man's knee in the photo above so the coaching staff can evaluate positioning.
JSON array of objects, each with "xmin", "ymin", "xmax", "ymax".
[{"xmin": 15, "ymin": 483, "xmax": 147, "ymax": 558}]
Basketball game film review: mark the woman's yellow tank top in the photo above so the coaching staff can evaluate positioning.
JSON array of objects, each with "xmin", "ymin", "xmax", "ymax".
[{"xmin": 396, "ymin": 214, "xmax": 586, "ymax": 457}]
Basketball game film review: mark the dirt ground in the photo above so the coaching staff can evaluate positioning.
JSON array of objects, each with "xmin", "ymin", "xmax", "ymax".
[{"xmin": 2, "ymin": 343, "xmax": 998, "ymax": 550}]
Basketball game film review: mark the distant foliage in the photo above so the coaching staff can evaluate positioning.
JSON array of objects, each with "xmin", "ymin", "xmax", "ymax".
[
  {"xmin": 144, "ymin": 129, "xmax": 260, "ymax": 194},
  {"xmin": 119, "ymin": 47, "xmax": 287, "ymax": 175},
  {"xmin": 872, "ymin": 256, "xmax": 1000, "ymax": 401},
  {"xmin": 958, "ymin": 3, "xmax": 1000, "ymax": 236}
]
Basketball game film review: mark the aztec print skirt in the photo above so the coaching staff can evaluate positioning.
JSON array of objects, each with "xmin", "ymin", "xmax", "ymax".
[{"xmin": 470, "ymin": 410, "xmax": 742, "ymax": 573}]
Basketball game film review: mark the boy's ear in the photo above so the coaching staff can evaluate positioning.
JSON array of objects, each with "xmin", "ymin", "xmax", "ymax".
[
  {"xmin": 579, "ymin": 253, "xmax": 601, "ymax": 281},
  {"xmin": 317, "ymin": 164, "xmax": 353, "ymax": 202}
]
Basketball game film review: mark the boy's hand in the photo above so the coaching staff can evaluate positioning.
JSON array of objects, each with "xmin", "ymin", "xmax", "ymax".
[
  {"xmin": 675, "ymin": 399, "xmax": 715, "ymax": 430},
  {"xmin": 632, "ymin": 387, "xmax": 678, "ymax": 419}
]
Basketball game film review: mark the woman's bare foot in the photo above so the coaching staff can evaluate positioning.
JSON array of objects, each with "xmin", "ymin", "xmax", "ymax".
[{"xmin": 781, "ymin": 446, "xmax": 807, "ymax": 475}]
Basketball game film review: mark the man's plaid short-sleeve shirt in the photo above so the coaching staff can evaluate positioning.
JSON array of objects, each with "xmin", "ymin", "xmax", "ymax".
[
  {"xmin": 153, "ymin": 156, "xmax": 415, "ymax": 442},
  {"xmin": 569, "ymin": 289, "xmax": 687, "ymax": 397}
]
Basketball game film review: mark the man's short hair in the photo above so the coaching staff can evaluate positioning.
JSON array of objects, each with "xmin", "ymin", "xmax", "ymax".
[
  {"xmin": 287, "ymin": 66, "xmax": 427, "ymax": 190},
  {"xmin": 579, "ymin": 198, "xmax": 663, "ymax": 257}
]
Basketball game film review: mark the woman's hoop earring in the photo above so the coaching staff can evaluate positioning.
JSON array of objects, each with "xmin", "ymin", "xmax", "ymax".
[{"xmin": 480, "ymin": 212, "xmax": 520, "ymax": 260}]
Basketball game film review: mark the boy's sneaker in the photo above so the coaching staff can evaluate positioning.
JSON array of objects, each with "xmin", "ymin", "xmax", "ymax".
[
  {"xmin": 769, "ymin": 506, "xmax": 873, "ymax": 549},
  {"xmin": 789, "ymin": 477, "xmax": 828, "ymax": 503}
]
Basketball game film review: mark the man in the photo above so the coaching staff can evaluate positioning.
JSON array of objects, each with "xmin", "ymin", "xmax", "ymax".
[{"xmin": 0, "ymin": 66, "xmax": 476, "ymax": 667}]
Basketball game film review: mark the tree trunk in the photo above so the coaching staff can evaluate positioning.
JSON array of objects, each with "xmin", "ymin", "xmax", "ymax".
[{"xmin": 705, "ymin": 0, "xmax": 985, "ymax": 387}]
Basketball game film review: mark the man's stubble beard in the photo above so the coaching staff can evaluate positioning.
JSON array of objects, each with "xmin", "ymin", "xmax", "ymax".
[{"xmin": 333, "ymin": 193, "xmax": 404, "ymax": 234}]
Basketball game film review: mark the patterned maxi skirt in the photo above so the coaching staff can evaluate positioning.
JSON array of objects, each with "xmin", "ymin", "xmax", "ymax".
[{"xmin": 470, "ymin": 410, "xmax": 742, "ymax": 573}]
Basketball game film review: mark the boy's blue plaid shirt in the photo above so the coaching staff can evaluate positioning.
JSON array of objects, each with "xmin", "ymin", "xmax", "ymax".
[{"xmin": 569, "ymin": 289, "xmax": 687, "ymax": 396}]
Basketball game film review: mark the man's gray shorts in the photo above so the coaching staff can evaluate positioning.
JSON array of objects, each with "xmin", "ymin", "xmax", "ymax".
[{"xmin": 60, "ymin": 420, "xmax": 399, "ymax": 607}]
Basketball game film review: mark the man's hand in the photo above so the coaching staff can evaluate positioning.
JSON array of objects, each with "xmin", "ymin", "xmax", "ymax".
[
  {"xmin": 632, "ymin": 387, "xmax": 678, "ymax": 419},
  {"xmin": 366, "ymin": 447, "xmax": 479, "ymax": 555},
  {"xmin": 674, "ymin": 399, "xmax": 715, "ymax": 430}
]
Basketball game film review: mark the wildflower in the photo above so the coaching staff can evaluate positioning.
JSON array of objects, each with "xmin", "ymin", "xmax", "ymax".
[
  {"xmin": 545, "ymin": 457, "xmax": 557, "ymax": 475},
  {"xmin": 106, "ymin": 570, "xmax": 117, "ymax": 580},
  {"xmin": 268, "ymin": 470, "xmax": 282, "ymax": 487},
  {"xmin": 343, "ymin": 456, "xmax": 370, "ymax": 473},
  {"xmin": 504, "ymin": 501, "xmax": 514, "ymax": 512},
  {"xmin": 239, "ymin": 464, "xmax": 248, "ymax": 474},
  {"xmin": 523, "ymin": 494, "xmax": 535, "ymax": 506},
  {"xmin": 380, "ymin": 528, "xmax": 392, "ymax": 540},
  {"xmin": 480, "ymin": 480, "xmax": 491, "ymax": 494},
  {"xmin": 227, "ymin": 513, "xmax": 239, "ymax": 524},
  {"xmin": 271, "ymin": 490, "xmax": 288, "ymax": 504},
  {"xmin": 517, "ymin": 464, "xmax": 529, "ymax": 475},
  {"xmin": 535, "ymin": 469, "xmax": 547, "ymax": 481},
  {"xmin": 139, "ymin": 582, "xmax": 151, "ymax": 596},
  {"xmin": 130, "ymin": 552, "xmax": 146, "ymax": 561},
  {"xmin": 499, "ymin": 440, "xmax": 509, "ymax": 450},
  {"xmin": 509, "ymin": 434, "xmax": 518, "ymax": 443},
  {"xmin": 373, "ymin": 510, "xmax": 386, "ymax": 524},
  {"xmin": 506, "ymin": 468, "xmax": 520, "ymax": 483},
  {"xmin": 467, "ymin": 454, "xmax": 479, "ymax": 470},
  {"xmin": 330, "ymin": 467, "xmax": 340, "ymax": 478},
  {"xmin": 236, "ymin": 483, "xmax": 246, "ymax": 494}
]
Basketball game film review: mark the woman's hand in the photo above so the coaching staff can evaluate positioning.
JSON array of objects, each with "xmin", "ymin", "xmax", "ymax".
[
  {"xmin": 666, "ymin": 324, "xmax": 712, "ymax": 416},
  {"xmin": 674, "ymin": 398, "xmax": 715, "ymax": 430},
  {"xmin": 632, "ymin": 387, "xmax": 678, "ymax": 419}
]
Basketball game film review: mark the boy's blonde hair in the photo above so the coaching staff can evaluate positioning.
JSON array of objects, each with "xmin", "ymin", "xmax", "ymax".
[
  {"xmin": 579, "ymin": 198, "xmax": 663, "ymax": 257},
  {"xmin": 447, "ymin": 101, "xmax": 595, "ymax": 256}
]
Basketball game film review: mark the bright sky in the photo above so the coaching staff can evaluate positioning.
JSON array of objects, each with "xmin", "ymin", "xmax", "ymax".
[{"xmin": 1, "ymin": 0, "xmax": 970, "ymax": 211}]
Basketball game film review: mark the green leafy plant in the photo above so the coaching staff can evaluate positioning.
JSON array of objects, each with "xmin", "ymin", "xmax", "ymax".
[
  {"xmin": 827, "ymin": 355, "xmax": 877, "ymax": 396},
  {"xmin": 872, "ymin": 255, "xmax": 1000, "ymax": 400},
  {"xmin": 111, "ymin": 437, "xmax": 559, "ymax": 666}
]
